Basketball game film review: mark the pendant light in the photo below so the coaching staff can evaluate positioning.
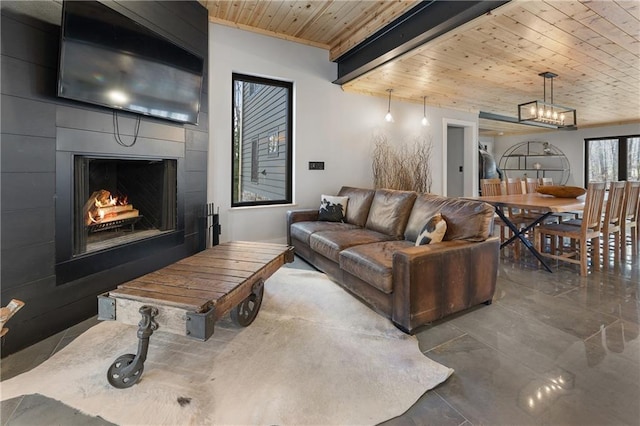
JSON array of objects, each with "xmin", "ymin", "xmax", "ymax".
[
  {"xmin": 384, "ymin": 89, "xmax": 394, "ymax": 122},
  {"xmin": 421, "ymin": 96, "xmax": 430, "ymax": 126},
  {"xmin": 517, "ymin": 72, "xmax": 576, "ymax": 128}
]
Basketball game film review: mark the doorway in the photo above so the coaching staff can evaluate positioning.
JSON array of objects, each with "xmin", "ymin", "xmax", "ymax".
[
  {"xmin": 442, "ymin": 118, "xmax": 478, "ymax": 197},
  {"xmin": 447, "ymin": 126, "xmax": 465, "ymax": 197}
]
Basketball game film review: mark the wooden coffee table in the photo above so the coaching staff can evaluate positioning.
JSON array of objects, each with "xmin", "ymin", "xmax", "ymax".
[{"xmin": 98, "ymin": 241, "xmax": 294, "ymax": 388}]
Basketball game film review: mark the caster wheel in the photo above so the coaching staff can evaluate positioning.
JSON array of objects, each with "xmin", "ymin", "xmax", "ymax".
[
  {"xmin": 231, "ymin": 285, "xmax": 264, "ymax": 327},
  {"xmin": 107, "ymin": 354, "xmax": 144, "ymax": 388}
]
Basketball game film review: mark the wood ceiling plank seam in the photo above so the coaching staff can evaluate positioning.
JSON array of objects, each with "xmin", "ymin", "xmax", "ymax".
[
  {"xmin": 303, "ymin": 1, "xmax": 357, "ymax": 45},
  {"xmin": 498, "ymin": 7, "xmax": 638, "ymax": 71},
  {"xmin": 324, "ymin": 0, "xmax": 371, "ymax": 44},
  {"xmin": 279, "ymin": 1, "xmax": 327, "ymax": 40},
  {"xmin": 515, "ymin": 3, "xmax": 640, "ymax": 71},
  {"xmin": 349, "ymin": 78, "xmax": 488, "ymax": 111},
  {"xmin": 478, "ymin": 17, "xmax": 620, "ymax": 74},
  {"xmin": 492, "ymin": 11, "xmax": 640, "ymax": 79},
  {"xmin": 325, "ymin": 1, "xmax": 389, "ymax": 51},
  {"xmin": 580, "ymin": 0, "xmax": 640, "ymax": 38},
  {"xmin": 470, "ymin": 23, "xmax": 640, "ymax": 92},
  {"xmin": 329, "ymin": 1, "xmax": 422, "ymax": 60},
  {"xmin": 215, "ymin": 1, "xmax": 231, "ymax": 21},
  {"xmin": 296, "ymin": 2, "xmax": 339, "ymax": 40},
  {"xmin": 292, "ymin": 0, "xmax": 335, "ymax": 40},
  {"xmin": 232, "ymin": 1, "xmax": 255, "ymax": 24},
  {"xmin": 545, "ymin": 1, "xmax": 639, "ymax": 57},
  {"xmin": 455, "ymin": 29, "xmax": 584, "ymax": 73},
  {"xmin": 299, "ymin": 1, "xmax": 349, "ymax": 43},
  {"xmin": 409, "ymin": 42, "xmax": 574, "ymax": 93},
  {"xmin": 223, "ymin": 0, "xmax": 243, "ymax": 22},
  {"xmin": 273, "ymin": 0, "xmax": 310, "ymax": 36},
  {"xmin": 616, "ymin": 0, "xmax": 640, "ymax": 22},
  {"xmin": 401, "ymin": 46, "xmax": 574, "ymax": 93},
  {"xmin": 255, "ymin": 1, "xmax": 286, "ymax": 31},
  {"xmin": 208, "ymin": 16, "xmax": 330, "ymax": 49},
  {"xmin": 347, "ymin": 63, "xmax": 638, "ymax": 124},
  {"xmin": 241, "ymin": 0, "xmax": 268, "ymax": 27}
]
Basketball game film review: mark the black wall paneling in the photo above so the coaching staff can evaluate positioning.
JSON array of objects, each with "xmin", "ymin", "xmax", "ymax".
[{"xmin": 0, "ymin": 0, "xmax": 208, "ymax": 355}]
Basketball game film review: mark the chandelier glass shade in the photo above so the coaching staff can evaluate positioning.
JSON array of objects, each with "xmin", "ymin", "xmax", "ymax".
[{"xmin": 518, "ymin": 72, "xmax": 576, "ymax": 129}]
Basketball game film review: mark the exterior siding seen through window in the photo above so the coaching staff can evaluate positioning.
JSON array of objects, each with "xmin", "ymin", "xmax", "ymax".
[{"xmin": 232, "ymin": 74, "xmax": 293, "ymax": 206}]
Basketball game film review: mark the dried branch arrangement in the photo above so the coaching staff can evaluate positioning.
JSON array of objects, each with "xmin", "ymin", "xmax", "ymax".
[{"xmin": 372, "ymin": 134, "xmax": 433, "ymax": 193}]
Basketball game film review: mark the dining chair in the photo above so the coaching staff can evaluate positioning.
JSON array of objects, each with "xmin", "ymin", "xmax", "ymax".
[
  {"xmin": 600, "ymin": 181, "xmax": 626, "ymax": 264},
  {"xmin": 480, "ymin": 178, "xmax": 502, "ymax": 196},
  {"xmin": 480, "ymin": 178, "xmax": 523, "ymax": 255},
  {"xmin": 621, "ymin": 180, "xmax": 640, "ymax": 258},
  {"xmin": 534, "ymin": 182, "xmax": 607, "ymax": 276},
  {"xmin": 505, "ymin": 177, "xmax": 524, "ymax": 195},
  {"xmin": 503, "ymin": 178, "xmax": 535, "ymax": 258},
  {"xmin": 525, "ymin": 177, "xmax": 540, "ymax": 194},
  {"xmin": 539, "ymin": 177, "xmax": 554, "ymax": 186}
]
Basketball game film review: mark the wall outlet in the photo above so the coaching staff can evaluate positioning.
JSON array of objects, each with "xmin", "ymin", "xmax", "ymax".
[{"xmin": 309, "ymin": 161, "xmax": 325, "ymax": 170}]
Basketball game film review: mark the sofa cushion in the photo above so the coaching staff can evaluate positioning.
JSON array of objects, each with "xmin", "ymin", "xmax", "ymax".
[
  {"xmin": 415, "ymin": 213, "xmax": 447, "ymax": 246},
  {"xmin": 405, "ymin": 194, "xmax": 494, "ymax": 242},
  {"xmin": 340, "ymin": 240, "xmax": 414, "ymax": 294},
  {"xmin": 291, "ymin": 221, "xmax": 359, "ymax": 245},
  {"xmin": 337, "ymin": 187, "xmax": 375, "ymax": 227},
  {"xmin": 310, "ymin": 229, "xmax": 395, "ymax": 262},
  {"xmin": 319, "ymin": 195, "xmax": 349, "ymax": 222},
  {"xmin": 365, "ymin": 189, "xmax": 417, "ymax": 238}
]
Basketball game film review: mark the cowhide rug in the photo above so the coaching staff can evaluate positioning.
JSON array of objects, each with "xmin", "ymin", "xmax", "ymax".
[{"xmin": 1, "ymin": 268, "xmax": 453, "ymax": 425}]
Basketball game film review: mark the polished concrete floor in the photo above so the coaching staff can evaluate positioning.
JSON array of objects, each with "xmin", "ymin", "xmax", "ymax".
[{"xmin": 2, "ymin": 246, "xmax": 639, "ymax": 425}]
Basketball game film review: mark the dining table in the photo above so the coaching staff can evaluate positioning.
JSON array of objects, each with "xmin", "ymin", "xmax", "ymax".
[{"xmin": 468, "ymin": 193, "xmax": 585, "ymax": 272}]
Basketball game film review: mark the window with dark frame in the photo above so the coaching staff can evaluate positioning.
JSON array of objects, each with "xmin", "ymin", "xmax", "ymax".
[
  {"xmin": 232, "ymin": 73, "xmax": 293, "ymax": 207},
  {"xmin": 585, "ymin": 135, "xmax": 640, "ymax": 184}
]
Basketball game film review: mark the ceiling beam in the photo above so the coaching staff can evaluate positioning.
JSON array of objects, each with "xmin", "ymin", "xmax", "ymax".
[{"xmin": 332, "ymin": 0, "xmax": 509, "ymax": 85}]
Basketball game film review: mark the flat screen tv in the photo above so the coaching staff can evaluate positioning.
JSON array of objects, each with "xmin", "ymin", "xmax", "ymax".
[{"xmin": 57, "ymin": 0, "xmax": 204, "ymax": 125}]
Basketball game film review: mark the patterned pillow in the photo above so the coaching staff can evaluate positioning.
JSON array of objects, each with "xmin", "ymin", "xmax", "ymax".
[
  {"xmin": 415, "ymin": 213, "xmax": 447, "ymax": 246},
  {"xmin": 319, "ymin": 195, "xmax": 348, "ymax": 222}
]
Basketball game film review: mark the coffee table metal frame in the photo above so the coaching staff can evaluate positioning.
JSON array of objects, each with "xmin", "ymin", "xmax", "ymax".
[{"xmin": 97, "ymin": 241, "xmax": 294, "ymax": 388}]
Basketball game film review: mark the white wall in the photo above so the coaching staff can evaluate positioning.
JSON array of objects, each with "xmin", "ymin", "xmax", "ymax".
[
  {"xmin": 208, "ymin": 24, "xmax": 479, "ymax": 243},
  {"xmin": 494, "ymin": 123, "xmax": 640, "ymax": 187}
]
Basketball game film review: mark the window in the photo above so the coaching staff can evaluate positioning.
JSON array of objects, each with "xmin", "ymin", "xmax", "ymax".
[
  {"xmin": 585, "ymin": 135, "xmax": 640, "ymax": 183},
  {"xmin": 232, "ymin": 74, "xmax": 293, "ymax": 206}
]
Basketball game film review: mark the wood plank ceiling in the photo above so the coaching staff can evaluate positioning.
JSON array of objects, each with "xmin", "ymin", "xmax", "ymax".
[{"xmin": 200, "ymin": 0, "xmax": 640, "ymax": 136}]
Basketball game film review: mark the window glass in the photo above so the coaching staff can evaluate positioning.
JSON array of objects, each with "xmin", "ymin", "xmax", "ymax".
[
  {"xmin": 585, "ymin": 135, "xmax": 639, "ymax": 184},
  {"xmin": 628, "ymin": 137, "xmax": 640, "ymax": 181},
  {"xmin": 587, "ymin": 138, "xmax": 618, "ymax": 183},
  {"xmin": 232, "ymin": 74, "xmax": 293, "ymax": 206}
]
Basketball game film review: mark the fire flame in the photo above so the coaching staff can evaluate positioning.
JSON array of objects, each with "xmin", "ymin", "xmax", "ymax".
[{"xmin": 86, "ymin": 190, "xmax": 129, "ymax": 224}]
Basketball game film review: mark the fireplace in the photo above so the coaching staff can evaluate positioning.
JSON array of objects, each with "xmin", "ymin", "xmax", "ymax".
[
  {"xmin": 73, "ymin": 157, "xmax": 177, "ymax": 255},
  {"xmin": 56, "ymin": 152, "xmax": 185, "ymax": 285}
]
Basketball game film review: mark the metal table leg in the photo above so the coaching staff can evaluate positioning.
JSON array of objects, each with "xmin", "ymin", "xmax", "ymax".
[
  {"xmin": 107, "ymin": 305, "xmax": 158, "ymax": 388},
  {"xmin": 495, "ymin": 207, "xmax": 554, "ymax": 273}
]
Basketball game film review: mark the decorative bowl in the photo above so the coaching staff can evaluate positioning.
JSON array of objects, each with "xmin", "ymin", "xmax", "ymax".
[{"xmin": 536, "ymin": 185, "xmax": 586, "ymax": 198}]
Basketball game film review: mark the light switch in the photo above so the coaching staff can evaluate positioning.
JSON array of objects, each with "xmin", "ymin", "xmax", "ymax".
[{"xmin": 309, "ymin": 161, "xmax": 325, "ymax": 170}]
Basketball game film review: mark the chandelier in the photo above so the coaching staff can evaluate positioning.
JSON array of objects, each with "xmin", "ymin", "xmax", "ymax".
[{"xmin": 518, "ymin": 72, "xmax": 576, "ymax": 129}]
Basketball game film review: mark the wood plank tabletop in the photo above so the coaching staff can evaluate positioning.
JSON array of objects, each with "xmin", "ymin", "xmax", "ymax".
[
  {"xmin": 109, "ymin": 241, "xmax": 293, "ymax": 314},
  {"xmin": 467, "ymin": 193, "xmax": 585, "ymax": 213}
]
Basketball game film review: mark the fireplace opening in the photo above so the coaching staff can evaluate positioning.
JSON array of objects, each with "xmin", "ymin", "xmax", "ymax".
[{"xmin": 74, "ymin": 156, "xmax": 177, "ymax": 256}]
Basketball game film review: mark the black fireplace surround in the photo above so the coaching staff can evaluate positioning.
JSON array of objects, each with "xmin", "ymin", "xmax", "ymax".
[{"xmin": 55, "ymin": 153, "xmax": 185, "ymax": 285}]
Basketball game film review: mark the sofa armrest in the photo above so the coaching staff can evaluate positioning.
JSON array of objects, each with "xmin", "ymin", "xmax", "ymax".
[
  {"xmin": 391, "ymin": 237, "xmax": 500, "ymax": 333},
  {"xmin": 286, "ymin": 209, "xmax": 319, "ymax": 244}
]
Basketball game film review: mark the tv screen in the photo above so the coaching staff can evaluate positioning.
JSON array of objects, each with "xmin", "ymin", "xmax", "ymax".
[{"xmin": 58, "ymin": 1, "xmax": 204, "ymax": 125}]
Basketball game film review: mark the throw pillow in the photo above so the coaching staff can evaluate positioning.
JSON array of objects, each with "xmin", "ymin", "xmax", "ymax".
[
  {"xmin": 415, "ymin": 213, "xmax": 447, "ymax": 246},
  {"xmin": 319, "ymin": 195, "xmax": 348, "ymax": 222}
]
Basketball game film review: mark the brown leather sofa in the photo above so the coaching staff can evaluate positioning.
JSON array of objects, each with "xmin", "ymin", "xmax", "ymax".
[{"xmin": 287, "ymin": 186, "xmax": 500, "ymax": 334}]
